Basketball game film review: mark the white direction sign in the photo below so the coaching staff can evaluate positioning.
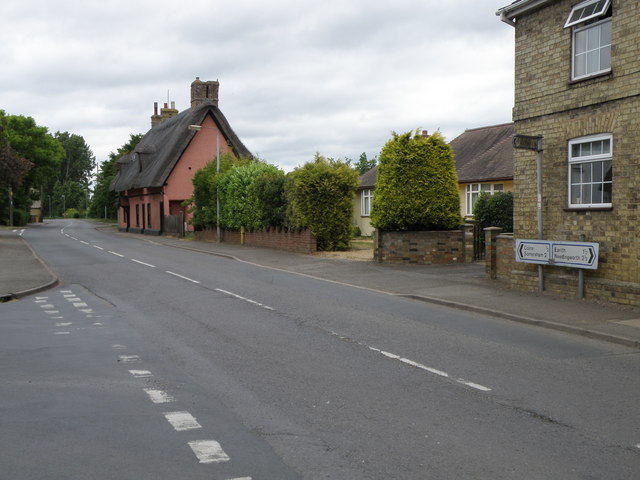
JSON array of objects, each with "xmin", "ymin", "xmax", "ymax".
[
  {"xmin": 516, "ymin": 239, "xmax": 599, "ymax": 270},
  {"xmin": 515, "ymin": 240, "xmax": 550, "ymax": 264}
]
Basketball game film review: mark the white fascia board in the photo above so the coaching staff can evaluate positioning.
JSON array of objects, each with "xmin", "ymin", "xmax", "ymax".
[{"xmin": 497, "ymin": 0, "xmax": 557, "ymax": 26}]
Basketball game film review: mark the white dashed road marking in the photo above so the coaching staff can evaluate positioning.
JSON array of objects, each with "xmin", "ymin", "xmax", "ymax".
[
  {"xmin": 369, "ymin": 346, "xmax": 492, "ymax": 392},
  {"xmin": 215, "ymin": 288, "xmax": 274, "ymax": 310},
  {"xmin": 109, "ymin": 251, "xmax": 124, "ymax": 257},
  {"xmin": 163, "ymin": 411, "xmax": 202, "ymax": 431},
  {"xmin": 165, "ymin": 271, "xmax": 200, "ymax": 284},
  {"xmin": 188, "ymin": 440, "xmax": 230, "ymax": 464},
  {"xmin": 131, "ymin": 259, "xmax": 156, "ymax": 268},
  {"xmin": 143, "ymin": 389, "xmax": 175, "ymax": 404},
  {"xmin": 118, "ymin": 355, "xmax": 140, "ymax": 363},
  {"xmin": 129, "ymin": 370, "xmax": 153, "ymax": 378}
]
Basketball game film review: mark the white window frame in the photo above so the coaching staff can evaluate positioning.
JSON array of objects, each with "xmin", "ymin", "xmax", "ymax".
[
  {"xmin": 567, "ymin": 133, "xmax": 612, "ymax": 208},
  {"xmin": 571, "ymin": 17, "xmax": 612, "ymax": 80},
  {"xmin": 361, "ymin": 189, "xmax": 373, "ymax": 217},
  {"xmin": 565, "ymin": 0, "xmax": 610, "ymax": 28},
  {"xmin": 465, "ymin": 183, "xmax": 505, "ymax": 216}
]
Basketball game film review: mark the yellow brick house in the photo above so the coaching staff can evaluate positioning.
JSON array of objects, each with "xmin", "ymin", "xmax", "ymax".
[{"xmin": 496, "ymin": 0, "xmax": 640, "ymax": 305}]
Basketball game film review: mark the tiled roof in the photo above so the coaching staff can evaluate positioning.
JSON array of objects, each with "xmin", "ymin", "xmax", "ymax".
[
  {"xmin": 358, "ymin": 166, "xmax": 377, "ymax": 189},
  {"xmin": 110, "ymin": 101, "xmax": 251, "ymax": 192},
  {"xmin": 450, "ymin": 123, "xmax": 514, "ymax": 183}
]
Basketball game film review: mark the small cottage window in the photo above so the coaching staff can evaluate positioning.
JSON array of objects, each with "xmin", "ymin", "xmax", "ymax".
[
  {"xmin": 361, "ymin": 189, "xmax": 373, "ymax": 217},
  {"xmin": 565, "ymin": 0, "xmax": 612, "ymax": 80},
  {"xmin": 568, "ymin": 134, "xmax": 612, "ymax": 208}
]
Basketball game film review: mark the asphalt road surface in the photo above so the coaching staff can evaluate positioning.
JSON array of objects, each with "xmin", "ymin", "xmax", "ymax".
[{"xmin": 1, "ymin": 220, "xmax": 639, "ymax": 479}]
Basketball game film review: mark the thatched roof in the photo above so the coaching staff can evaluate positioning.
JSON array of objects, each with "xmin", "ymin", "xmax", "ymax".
[{"xmin": 110, "ymin": 101, "xmax": 251, "ymax": 192}]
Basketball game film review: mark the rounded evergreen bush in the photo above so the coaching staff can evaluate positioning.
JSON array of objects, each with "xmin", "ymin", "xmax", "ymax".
[
  {"xmin": 287, "ymin": 154, "xmax": 359, "ymax": 251},
  {"xmin": 370, "ymin": 130, "xmax": 462, "ymax": 231}
]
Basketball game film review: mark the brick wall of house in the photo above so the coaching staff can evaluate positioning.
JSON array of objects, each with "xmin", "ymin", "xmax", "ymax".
[
  {"xmin": 374, "ymin": 230, "xmax": 467, "ymax": 265},
  {"xmin": 503, "ymin": 0, "xmax": 640, "ymax": 306},
  {"xmin": 195, "ymin": 228, "xmax": 317, "ymax": 254}
]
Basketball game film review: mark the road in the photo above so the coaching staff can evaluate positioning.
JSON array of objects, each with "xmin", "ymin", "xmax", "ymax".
[{"xmin": 1, "ymin": 219, "xmax": 639, "ymax": 479}]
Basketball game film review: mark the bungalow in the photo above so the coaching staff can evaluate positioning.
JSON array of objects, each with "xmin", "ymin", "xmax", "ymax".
[
  {"xmin": 352, "ymin": 124, "xmax": 514, "ymax": 233},
  {"xmin": 450, "ymin": 123, "xmax": 514, "ymax": 219},
  {"xmin": 110, "ymin": 78, "xmax": 251, "ymax": 235}
]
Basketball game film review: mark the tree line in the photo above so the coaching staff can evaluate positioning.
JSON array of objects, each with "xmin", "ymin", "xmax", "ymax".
[{"xmin": 0, "ymin": 110, "xmax": 143, "ymax": 225}]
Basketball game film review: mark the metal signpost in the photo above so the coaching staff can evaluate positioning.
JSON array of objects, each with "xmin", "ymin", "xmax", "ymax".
[
  {"xmin": 512, "ymin": 134, "xmax": 544, "ymax": 291},
  {"xmin": 516, "ymin": 238, "xmax": 599, "ymax": 298}
]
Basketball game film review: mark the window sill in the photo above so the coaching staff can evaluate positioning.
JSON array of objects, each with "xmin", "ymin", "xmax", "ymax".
[
  {"xmin": 568, "ymin": 70, "xmax": 612, "ymax": 85},
  {"xmin": 564, "ymin": 206, "xmax": 612, "ymax": 212}
]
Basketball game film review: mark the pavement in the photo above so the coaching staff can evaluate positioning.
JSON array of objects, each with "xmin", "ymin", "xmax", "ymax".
[{"xmin": 3, "ymin": 222, "xmax": 640, "ymax": 349}]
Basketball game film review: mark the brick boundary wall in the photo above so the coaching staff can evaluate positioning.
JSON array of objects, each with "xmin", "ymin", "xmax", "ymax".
[
  {"xmin": 493, "ymin": 234, "xmax": 640, "ymax": 306},
  {"xmin": 195, "ymin": 228, "xmax": 317, "ymax": 254},
  {"xmin": 374, "ymin": 229, "xmax": 470, "ymax": 265}
]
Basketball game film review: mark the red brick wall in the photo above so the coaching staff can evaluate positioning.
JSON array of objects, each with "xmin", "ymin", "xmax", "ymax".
[{"xmin": 195, "ymin": 228, "xmax": 317, "ymax": 254}]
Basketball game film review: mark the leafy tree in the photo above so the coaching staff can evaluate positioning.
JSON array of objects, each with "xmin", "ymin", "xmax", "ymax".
[
  {"xmin": 90, "ymin": 134, "xmax": 142, "ymax": 219},
  {"xmin": 370, "ymin": 130, "xmax": 461, "ymax": 231},
  {"xmin": 54, "ymin": 132, "xmax": 96, "ymax": 186},
  {"xmin": 0, "ymin": 112, "xmax": 34, "ymax": 224},
  {"xmin": 287, "ymin": 153, "xmax": 359, "ymax": 251},
  {"xmin": 353, "ymin": 152, "xmax": 377, "ymax": 175},
  {"xmin": 1, "ymin": 112, "xmax": 64, "ymax": 224},
  {"xmin": 0, "ymin": 114, "xmax": 33, "ymax": 191},
  {"xmin": 473, "ymin": 191, "xmax": 514, "ymax": 233}
]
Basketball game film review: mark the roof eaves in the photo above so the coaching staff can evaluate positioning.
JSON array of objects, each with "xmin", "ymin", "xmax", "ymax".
[{"xmin": 496, "ymin": 0, "xmax": 556, "ymax": 26}]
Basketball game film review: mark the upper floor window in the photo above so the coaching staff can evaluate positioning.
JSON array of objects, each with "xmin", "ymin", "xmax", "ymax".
[
  {"xmin": 568, "ymin": 134, "xmax": 612, "ymax": 208},
  {"xmin": 361, "ymin": 189, "xmax": 373, "ymax": 217},
  {"xmin": 566, "ymin": 0, "xmax": 612, "ymax": 81}
]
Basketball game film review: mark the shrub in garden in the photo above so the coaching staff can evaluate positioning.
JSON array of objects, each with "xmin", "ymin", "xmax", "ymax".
[
  {"xmin": 287, "ymin": 153, "xmax": 359, "ymax": 251},
  {"xmin": 473, "ymin": 191, "xmax": 513, "ymax": 232},
  {"xmin": 370, "ymin": 130, "xmax": 461, "ymax": 231},
  {"xmin": 188, "ymin": 153, "xmax": 246, "ymax": 229},
  {"xmin": 254, "ymin": 169, "xmax": 287, "ymax": 229},
  {"xmin": 218, "ymin": 161, "xmax": 284, "ymax": 231}
]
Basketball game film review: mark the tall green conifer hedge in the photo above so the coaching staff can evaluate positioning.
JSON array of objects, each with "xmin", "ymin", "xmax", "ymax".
[{"xmin": 370, "ymin": 130, "xmax": 462, "ymax": 231}]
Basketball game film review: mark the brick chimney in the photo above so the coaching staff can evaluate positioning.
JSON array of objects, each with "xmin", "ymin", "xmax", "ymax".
[
  {"xmin": 151, "ymin": 101, "xmax": 179, "ymax": 127},
  {"xmin": 191, "ymin": 77, "xmax": 219, "ymax": 109},
  {"xmin": 151, "ymin": 102, "xmax": 161, "ymax": 127}
]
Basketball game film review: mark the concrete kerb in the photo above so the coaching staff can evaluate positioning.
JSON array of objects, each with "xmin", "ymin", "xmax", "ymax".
[
  {"xmin": 127, "ymin": 232, "xmax": 640, "ymax": 350},
  {"xmin": 396, "ymin": 294, "xmax": 640, "ymax": 349}
]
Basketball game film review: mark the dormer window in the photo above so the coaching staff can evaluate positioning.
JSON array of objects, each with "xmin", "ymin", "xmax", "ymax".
[{"xmin": 565, "ymin": 0, "xmax": 612, "ymax": 81}]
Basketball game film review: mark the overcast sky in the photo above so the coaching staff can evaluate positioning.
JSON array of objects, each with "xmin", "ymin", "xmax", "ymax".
[{"xmin": 0, "ymin": 0, "xmax": 515, "ymax": 173}]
